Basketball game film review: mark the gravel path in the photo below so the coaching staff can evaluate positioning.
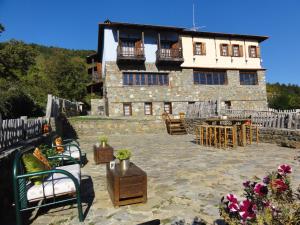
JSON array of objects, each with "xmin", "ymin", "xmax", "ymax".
[{"xmin": 31, "ymin": 134, "xmax": 300, "ymax": 225}]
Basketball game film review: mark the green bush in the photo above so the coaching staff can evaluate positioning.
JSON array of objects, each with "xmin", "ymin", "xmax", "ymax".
[{"xmin": 115, "ymin": 149, "xmax": 132, "ymax": 160}]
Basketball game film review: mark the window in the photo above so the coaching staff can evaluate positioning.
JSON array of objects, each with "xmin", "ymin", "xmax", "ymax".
[
  {"xmin": 194, "ymin": 70, "xmax": 227, "ymax": 85},
  {"xmin": 220, "ymin": 44, "xmax": 229, "ymax": 56},
  {"xmin": 194, "ymin": 42, "xmax": 206, "ymax": 55},
  {"xmin": 249, "ymin": 45, "xmax": 259, "ymax": 58},
  {"xmin": 240, "ymin": 71, "xmax": 258, "ymax": 85},
  {"xmin": 164, "ymin": 102, "xmax": 172, "ymax": 114},
  {"xmin": 144, "ymin": 102, "xmax": 152, "ymax": 115},
  {"xmin": 123, "ymin": 73, "xmax": 169, "ymax": 86},
  {"xmin": 123, "ymin": 103, "xmax": 132, "ymax": 116},
  {"xmin": 232, "ymin": 45, "xmax": 240, "ymax": 57}
]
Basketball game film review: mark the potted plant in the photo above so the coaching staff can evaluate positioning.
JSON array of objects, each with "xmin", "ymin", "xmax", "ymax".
[
  {"xmin": 116, "ymin": 149, "xmax": 132, "ymax": 171},
  {"xmin": 99, "ymin": 135, "xmax": 108, "ymax": 148}
]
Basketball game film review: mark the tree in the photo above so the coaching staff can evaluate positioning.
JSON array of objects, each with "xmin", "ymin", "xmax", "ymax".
[{"xmin": 0, "ymin": 40, "xmax": 37, "ymax": 79}]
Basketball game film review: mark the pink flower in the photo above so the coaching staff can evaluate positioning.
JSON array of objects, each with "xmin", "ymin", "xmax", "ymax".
[
  {"xmin": 243, "ymin": 181, "xmax": 251, "ymax": 188},
  {"xmin": 239, "ymin": 199, "xmax": 256, "ymax": 221},
  {"xmin": 254, "ymin": 183, "xmax": 268, "ymax": 196},
  {"xmin": 271, "ymin": 179, "xmax": 288, "ymax": 192},
  {"xmin": 278, "ymin": 164, "xmax": 292, "ymax": 175},
  {"xmin": 228, "ymin": 202, "xmax": 239, "ymax": 212},
  {"xmin": 226, "ymin": 194, "xmax": 238, "ymax": 204}
]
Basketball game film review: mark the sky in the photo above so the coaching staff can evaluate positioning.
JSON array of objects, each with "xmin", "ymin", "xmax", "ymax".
[{"xmin": 0, "ymin": 0, "xmax": 299, "ymax": 85}]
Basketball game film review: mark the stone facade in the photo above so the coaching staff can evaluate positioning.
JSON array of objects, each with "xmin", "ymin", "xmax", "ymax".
[
  {"xmin": 90, "ymin": 98, "xmax": 105, "ymax": 116},
  {"xmin": 103, "ymin": 62, "xmax": 267, "ymax": 118}
]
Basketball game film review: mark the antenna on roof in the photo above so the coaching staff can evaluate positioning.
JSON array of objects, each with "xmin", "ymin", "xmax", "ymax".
[{"xmin": 191, "ymin": 2, "xmax": 206, "ymax": 31}]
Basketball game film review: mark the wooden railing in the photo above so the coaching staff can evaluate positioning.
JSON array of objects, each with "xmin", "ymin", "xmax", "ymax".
[
  {"xmin": 156, "ymin": 48, "xmax": 183, "ymax": 60},
  {"xmin": 0, "ymin": 116, "xmax": 45, "ymax": 152},
  {"xmin": 117, "ymin": 46, "xmax": 145, "ymax": 58}
]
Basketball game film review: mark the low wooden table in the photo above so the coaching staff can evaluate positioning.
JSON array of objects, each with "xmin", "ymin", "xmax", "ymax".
[
  {"xmin": 93, "ymin": 144, "xmax": 114, "ymax": 164},
  {"xmin": 106, "ymin": 163, "xmax": 147, "ymax": 207}
]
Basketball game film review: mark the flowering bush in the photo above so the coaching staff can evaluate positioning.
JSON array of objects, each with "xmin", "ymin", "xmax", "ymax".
[{"xmin": 219, "ymin": 164, "xmax": 300, "ymax": 224}]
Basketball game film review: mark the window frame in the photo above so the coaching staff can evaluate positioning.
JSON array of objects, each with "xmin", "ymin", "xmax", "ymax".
[
  {"xmin": 194, "ymin": 42, "xmax": 202, "ymax": 55},
  {"xmin": 232, "ymin": 44, "xmax": 240, "ymax": 57},
  {"xmin": 220, "ymin": 44, "xmax": 229, "ymax": 56},
  {"xmin": 123, "ymin": 103, "xmax": 132, "ymax": 116},
  {"xmin": 144, "ymin": 102, "xmax": 153, "ymax": 115},
  {"xmin": 249, "ymin": 45, "xmax": 257, "ymax": 58},
  {"xmin": 239, "ymin": 71, "xmax": 258, "ymax": 85},
  {"xmin": 193, "ymin": 70, "xmax": 227, "ymax": 85},
  {"xmin": 123, "ymin": 72, "xmax": 169, "ymax": 86},
  {"xmin": 164, "ymin": 102, "xmax": 172, "ymax": 114}
]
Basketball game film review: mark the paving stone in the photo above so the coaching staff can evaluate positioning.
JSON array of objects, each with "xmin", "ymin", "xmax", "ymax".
[{"xmin": 29, "ymin": 134, "xmax": 300, "ymax": 225}]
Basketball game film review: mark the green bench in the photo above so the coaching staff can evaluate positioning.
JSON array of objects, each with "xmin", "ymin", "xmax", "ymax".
[{"xmin": 13, "ymin": 147, "xmax": 84, "ymax": 225}]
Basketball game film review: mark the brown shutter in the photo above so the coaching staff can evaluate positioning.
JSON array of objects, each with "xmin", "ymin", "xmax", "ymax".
[
  {"xmin": 202, "ymin": 42, "xmax": 206, "ymax": 55},
  {"xmin": 220, "ymin": 44, "xmax": 223, "ymax": 56},
  {"xmin": 96, "ymin": 62, "xmax": 102, "ymax": 79},
  {"xmin": 248, "ymin": 46, "xmax": 251, "ymax": 57},
  {"xmin": 135, "ymin": 39, "xmax": 142, "ymax": 48},
  {"xmin": 239, "ymin": 45, "xmax": 243, "ymax": 57},
  {"xmin": 193, "ymin": 42, "xmax": 196, "ymax": 55},
  {"xmin": 171, "ymin": 42, "xmax": 179, "ymax": 49},
  {"xmin": 228, "ymin": 44, "xmax": 232, "ymax": 56},
  {"xmin": 256, "ymin": 46, "xmax": 261, "ymax": 58}
]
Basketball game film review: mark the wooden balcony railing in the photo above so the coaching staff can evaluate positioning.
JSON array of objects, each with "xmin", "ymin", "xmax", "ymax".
[
  {"xmin": 156, "ymin": 48, "xmax": 183, "ymax": 63},
  {"xmin": 117, "ymin": 46, "xmax": 145, "ymax": 62}
]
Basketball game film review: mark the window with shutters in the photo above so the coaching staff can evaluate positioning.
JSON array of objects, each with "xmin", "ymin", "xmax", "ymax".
[
  {"xmin": 240, "ymin": 71, "xmax": 258, "ymax": 85},
  {"xmin": 194, "ymin": 70, "xmax": 227, "ymax": 85},
  {"xmin": 123, "ymin": 103, "xmax": 132, "ymax": 116},
  {"xmin": 144, "ymin": 102, "xmax": 152, "ymax": 115},
  {"xmin": 194, "ymin": 42, "xmax": 206, "ymax": 55},
  {"xmin": 164, "ymin": 102, "xmax": 172, "ymax": 114},
  {"xmin": 220, "ymin": 44, "xmax": 229, "ymax": 56},
  {"xmin": 232, "ymin": 45, "xmax": 240, "ymax": 57},
  {"xmin": 123, "ymin": 72, "xmax": 169, "ymax": 86},
  {"xmin": 249, "ymin": 46, "xmax": 258, "ymax": 58}
]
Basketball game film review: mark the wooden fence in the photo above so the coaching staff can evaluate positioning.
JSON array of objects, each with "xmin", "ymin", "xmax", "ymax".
[
  {"xmin": 0, "ymin": 116, "xmax": 45, "ymax": 152},
  {"xmin": 221, "ymin": 109, "xmax": 300, "ymax": 130},
  {"xmin": 185, "ymin": 101, "xmax": 300, "ymax": 130},
  {"xmin": 46, "ymin": 94, "xmax": 82, "ymax": 118}
]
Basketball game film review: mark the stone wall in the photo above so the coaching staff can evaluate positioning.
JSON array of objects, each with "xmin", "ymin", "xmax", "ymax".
[
  {"xmin": 69, "ymin": 117, "xmax": 166, "ymax": 136},
  {"xmin": 259, "ymin": 127, "xmax": 300, "ymax": 148},
  {"xmin": 104, "ymin": 62, "xmax": 268, "ymax": 117},
  {"xmin": 90, "ymin": 98, "xmax": 106, "ymax": 116}
]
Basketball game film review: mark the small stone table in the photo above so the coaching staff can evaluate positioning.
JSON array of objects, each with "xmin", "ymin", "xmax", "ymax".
[
  {"xmin": 93, "ymin": 144, "xmax": 114, "ymax": 164},
  {"xmin": 106, "ymin": 162, "xmax": 147, "ymax": 207}
]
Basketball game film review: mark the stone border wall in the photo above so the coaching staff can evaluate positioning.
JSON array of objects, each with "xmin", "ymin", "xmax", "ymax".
[
  {"xmin": 69, "ymin": 117, "xmax": 166, "ymax": 136},
  {"xmin": 259, "ymin": 127, "xmax": 300, "ymax": 148}
]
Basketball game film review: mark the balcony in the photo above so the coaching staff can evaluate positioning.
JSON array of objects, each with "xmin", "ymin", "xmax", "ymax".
[
  {"xmin": 117, "ymin": 46, "xmax": 146, "ymax": 63},
  {"xmin": 156, "ymin": 47, "xmax": 184, "ymax": 65}
]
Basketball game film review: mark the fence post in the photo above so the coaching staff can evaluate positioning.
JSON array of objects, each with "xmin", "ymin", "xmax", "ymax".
[
  {"xmin": 46, "ymin": 94, "xmax": 53, "ymax": 118},
  {"xmin": 20, "ymin": 116, "xmax": 28, "ymax": 140}
]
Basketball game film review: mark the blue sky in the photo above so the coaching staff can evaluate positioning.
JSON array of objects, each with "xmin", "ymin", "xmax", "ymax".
[{"xmin": 0, "ymin": 0, "xmax": 299, "ymax": 85}]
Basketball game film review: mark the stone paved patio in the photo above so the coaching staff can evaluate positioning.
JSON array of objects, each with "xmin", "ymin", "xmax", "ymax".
[{"xmin": 31, "ymin": 134, "xmax": 300, "ymax": 225}]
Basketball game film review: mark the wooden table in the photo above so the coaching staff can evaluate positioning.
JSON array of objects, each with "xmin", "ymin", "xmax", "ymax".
[
  {"xmin": 106, "ymin": 163, "xmax": 147, "ymax": 207},
  {"xmin": 93, "ymin": 144, "xmax": 114, "ymax": 164}
]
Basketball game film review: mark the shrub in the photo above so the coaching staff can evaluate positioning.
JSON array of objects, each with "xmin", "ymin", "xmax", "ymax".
[{"xmin": 115, "ymin": 149, "xmax": 132, "ymax": 160}]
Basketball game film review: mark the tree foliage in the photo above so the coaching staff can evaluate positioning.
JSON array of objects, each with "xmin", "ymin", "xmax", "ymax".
[
  {"xmin": 0, "ymin": 38, "xmax": 95, "ymax": 118},
  {"xmin": 267, "ymin": 83, "xmax": 300, "ymax": 109}
]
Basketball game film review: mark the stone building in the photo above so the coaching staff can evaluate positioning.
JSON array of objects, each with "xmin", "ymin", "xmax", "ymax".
[{"xmin": 87, "ymin": 20, "xmax": 268, "ymax": 117}]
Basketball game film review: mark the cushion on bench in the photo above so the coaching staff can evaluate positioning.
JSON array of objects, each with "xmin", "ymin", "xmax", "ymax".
[
  {"xmin": 26, "ymin": 164, "xmax": 80, "ymax": 201},
  {"xmin": 61, "ymin": 145, "xmax": 81, "ymax": 159}
]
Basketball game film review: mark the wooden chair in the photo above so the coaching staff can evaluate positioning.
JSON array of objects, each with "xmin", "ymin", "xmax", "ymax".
[{"xmin": 13, "ymin": 147, "xmax": 84, "ymax": 225}]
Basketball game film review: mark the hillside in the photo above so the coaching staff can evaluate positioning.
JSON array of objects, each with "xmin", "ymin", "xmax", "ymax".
[{"xmin": 0, "ymin": 39, "xmax": 95, "ymax": 118}]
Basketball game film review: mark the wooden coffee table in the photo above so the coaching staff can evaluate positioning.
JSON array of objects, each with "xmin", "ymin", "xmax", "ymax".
[
  {"xmin": 93, "ymin": 144, "xmax": 114, "ymax": 164},
  {"xmin": 106, "ymin": 163, "xmax": 147, "ymax": 207}
]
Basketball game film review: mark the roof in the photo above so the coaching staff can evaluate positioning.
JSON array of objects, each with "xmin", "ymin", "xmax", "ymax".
[{"xmin": 99, "ymin": 20, "xmax": 268, "ymax": 42}]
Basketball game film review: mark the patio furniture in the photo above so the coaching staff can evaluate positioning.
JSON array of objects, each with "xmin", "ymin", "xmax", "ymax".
[
  {"xmin": 52, "ymin": 137, "xmax": 86, "ymax": 166},
  {"xmin": 13, "ymin": 147, "xmax": 83, "ymax": 225},
  {"xmin": 106, "ymin": 162, "xmax": 147, "ymax": 207},
  {"xmin": 93, "ymin": 144, "xmax": 114, "ymax": 164}
]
